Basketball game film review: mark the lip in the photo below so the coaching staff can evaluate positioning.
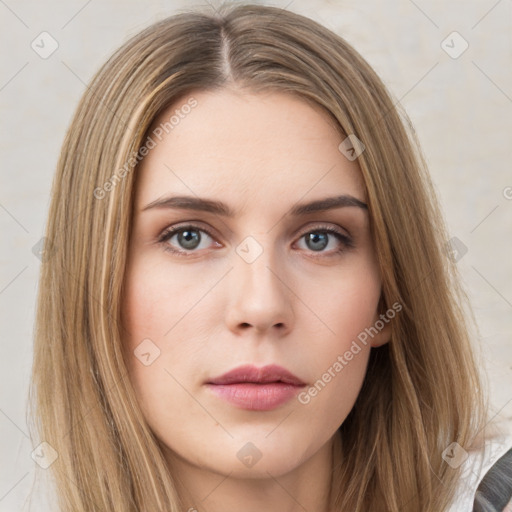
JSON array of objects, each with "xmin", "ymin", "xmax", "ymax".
[{"xmin": 205, "ymin": 364, "xmax": 306, "ymax": 411}]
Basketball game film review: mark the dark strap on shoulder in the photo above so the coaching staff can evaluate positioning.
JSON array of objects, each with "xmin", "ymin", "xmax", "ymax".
[{"xmin": 473, "ymin": 447, "xmax": 512, "ymax": 511}]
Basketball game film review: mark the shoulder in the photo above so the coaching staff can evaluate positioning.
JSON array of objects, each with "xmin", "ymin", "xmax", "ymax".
[{"xmin": 447, "ymin": 420, "xmax": 512, "ymax": 512}]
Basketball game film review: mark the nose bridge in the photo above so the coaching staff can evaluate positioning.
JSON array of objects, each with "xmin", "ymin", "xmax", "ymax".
[
  {"xmin": 234, "ymin": 233, "xmax": 282, "ymax": 295},
  {"xmin": 226, "ymin": 232, "xmax": 293, "ymax": 333}
]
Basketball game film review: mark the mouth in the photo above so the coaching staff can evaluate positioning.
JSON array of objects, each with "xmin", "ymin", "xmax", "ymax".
[
  {"xmin": 205, "ymin": 364, "xmax": 306, "ymax": 411},
  {"xmin": 206, "ymin": 363, "xmax": 306, "ymax": 386}
]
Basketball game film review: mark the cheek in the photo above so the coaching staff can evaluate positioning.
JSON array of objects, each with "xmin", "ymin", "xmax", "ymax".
[
  {"xmin": 301, "ymin": 251, "xmax": 382, "ymax": 344},
  {"xmin": 122, "ymin": 254, "xmax": 201, "ymax": 348},
  {"xmin": 121, "ymin": 255, "xmax": 216, "ymax": 420},
  {"xmin": 294, "ymin": 255, "xmax": 381, "ymax": 418}
]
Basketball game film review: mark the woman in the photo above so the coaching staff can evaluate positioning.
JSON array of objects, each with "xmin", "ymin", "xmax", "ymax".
[{"xmin": 29, "ymin": 3, "xmax": 510, "ymax": 511}]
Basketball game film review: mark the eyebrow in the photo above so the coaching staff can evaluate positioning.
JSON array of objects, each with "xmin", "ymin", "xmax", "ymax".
[{"xmin": 141, "ymin": 194, "xmax": 368, "ymax": 216}]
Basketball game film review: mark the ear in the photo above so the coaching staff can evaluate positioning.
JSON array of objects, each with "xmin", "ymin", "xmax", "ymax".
[
  {"xmin": 370, "ymin": 319, "xmax": 391, "ymax": 347},
  {"xmin": 369, "ymin": 296, "xmax": 394, "ymax": 348}
]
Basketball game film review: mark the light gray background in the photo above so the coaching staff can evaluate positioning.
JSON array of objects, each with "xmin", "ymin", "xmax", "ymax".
[{"xmin": 1, "ymin": 0, "xmax": 511, "ymax": 509}]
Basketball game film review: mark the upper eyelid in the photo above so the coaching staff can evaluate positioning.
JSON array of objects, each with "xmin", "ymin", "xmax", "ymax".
[
  {"xmin": 159, "ymin": 222, "xmax": 216, "ymax": 240},
  {"xmin": 159, "ymin": 222, "xmax": 351, "ymax": 247},
  {"xmin": 160, "ymin": 221, "xmax": 349, "ymax": 238}
]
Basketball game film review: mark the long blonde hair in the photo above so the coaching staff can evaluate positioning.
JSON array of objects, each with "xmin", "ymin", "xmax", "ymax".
[{"xmin": 29, "ymin": 3, "xmax": 487, "ymax": 510}]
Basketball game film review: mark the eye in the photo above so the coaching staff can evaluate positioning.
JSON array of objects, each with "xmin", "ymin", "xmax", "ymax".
[
  {"xmin": 295, "ymin": 224, "xmax": 354, "ymax": 257},
  {"xmin": 157, "ymin": 223, "xmax": 354, "ymax": 258},
  {"xmin": 158, "ymin": 224, "xmax": 219, "ymax": 256}
]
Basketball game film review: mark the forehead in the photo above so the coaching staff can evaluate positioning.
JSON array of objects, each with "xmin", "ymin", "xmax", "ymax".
[{"xmin": 134, "ymin": 89, "xmax": 365, "ymax": 212}]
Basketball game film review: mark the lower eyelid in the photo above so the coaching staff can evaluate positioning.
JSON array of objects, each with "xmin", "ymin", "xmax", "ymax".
[
  {"xmin": 158, "ymin": 225, "xmax": 353, "ymax": 254},
  {"xmin": 295, "ymin": 230, "xmax": 353, "ymax": 251}
]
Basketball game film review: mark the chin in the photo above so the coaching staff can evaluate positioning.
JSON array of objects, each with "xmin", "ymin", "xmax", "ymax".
[{"xmin": 215, "ymin": 453, "xmax": 306, "ymax": 479}]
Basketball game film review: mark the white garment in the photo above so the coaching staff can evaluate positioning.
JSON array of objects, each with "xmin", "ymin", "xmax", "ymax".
[{"xmin": 448, "ymin": 427, "xmax": 512, "ymax": 512}]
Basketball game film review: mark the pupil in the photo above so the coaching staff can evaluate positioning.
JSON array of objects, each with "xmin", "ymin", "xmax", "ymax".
[
  {"xmin": 178, "ymin": 230, "xmax": 200, "ymax": 249},
  {"xmin": 307, "ymin": 232, "xmax": 328, "ymax": 251}
]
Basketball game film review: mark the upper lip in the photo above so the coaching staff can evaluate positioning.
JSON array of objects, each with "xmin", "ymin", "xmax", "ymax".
[{"xmin": 206, "ymin": 364, "xmax": 306, "ymax": 386}]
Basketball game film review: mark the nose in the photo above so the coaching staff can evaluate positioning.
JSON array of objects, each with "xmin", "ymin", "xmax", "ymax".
[{"xmin": 224, "ymin": 240, "xmax": 294, "ymax": 337}]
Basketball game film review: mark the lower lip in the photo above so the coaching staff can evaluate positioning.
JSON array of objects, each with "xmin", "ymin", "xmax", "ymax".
[{"xmin": 206, "ymin": 382, "xmax": 305, "ymax": 411}]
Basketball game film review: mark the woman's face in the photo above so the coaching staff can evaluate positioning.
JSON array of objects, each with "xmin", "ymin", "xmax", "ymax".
[{"xmin": 122, "ymin": 88, "xmax": 389, "ymax": 480}]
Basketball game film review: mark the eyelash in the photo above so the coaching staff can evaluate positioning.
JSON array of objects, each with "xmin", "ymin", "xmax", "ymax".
[{"xmin": 157, "ymin": 223, "xmax": 354, "ymax": 259}]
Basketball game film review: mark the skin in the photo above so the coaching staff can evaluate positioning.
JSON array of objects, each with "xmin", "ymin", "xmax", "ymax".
[{"xmin": 121, "ymin": 88, "xmax": 391, "ymax": 512}]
